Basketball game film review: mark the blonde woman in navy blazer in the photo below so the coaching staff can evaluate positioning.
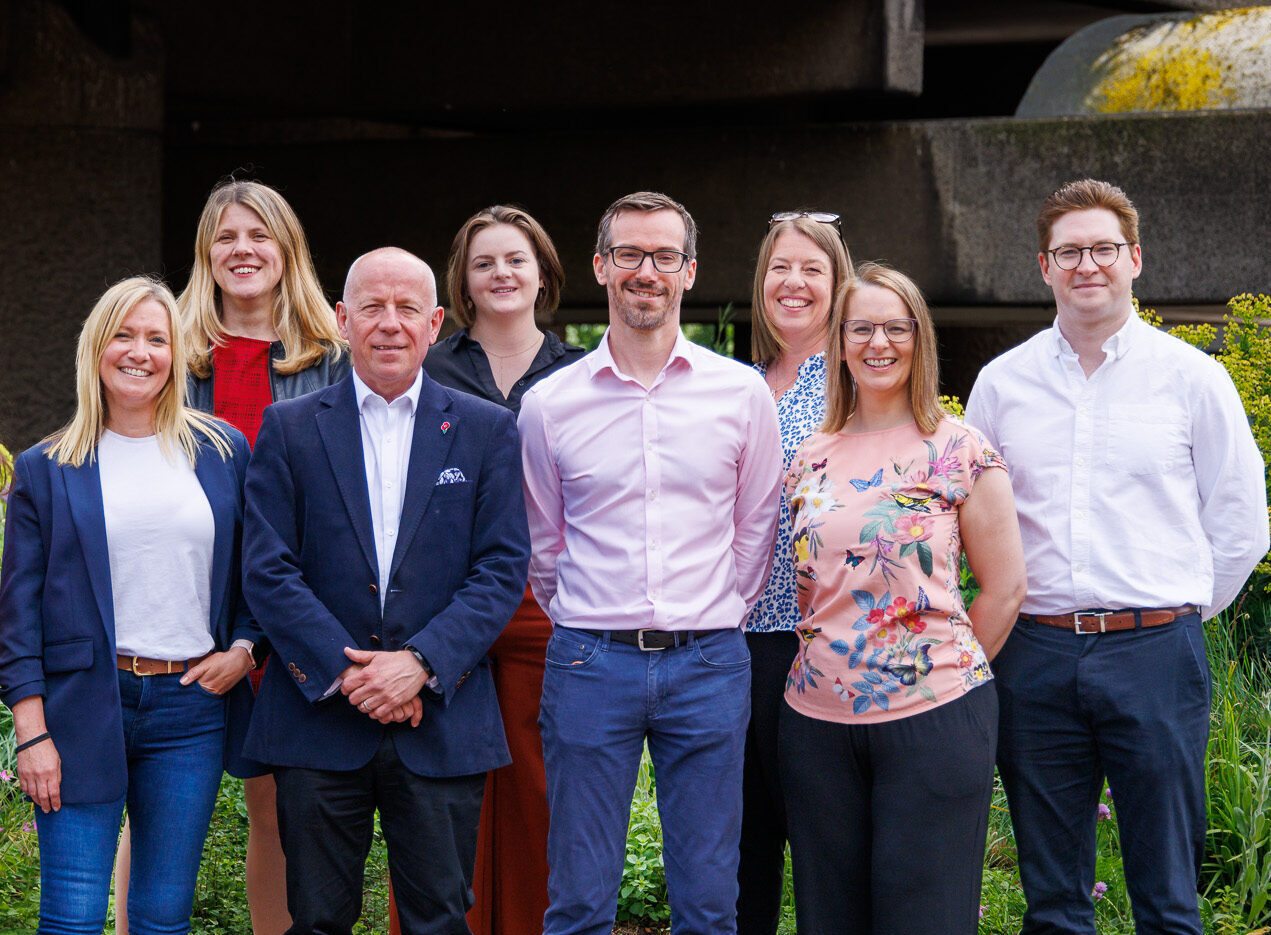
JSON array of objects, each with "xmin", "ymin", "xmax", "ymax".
[{"xmin": 0, "ymin": 277, "xmax": 257, "ymax": 934}]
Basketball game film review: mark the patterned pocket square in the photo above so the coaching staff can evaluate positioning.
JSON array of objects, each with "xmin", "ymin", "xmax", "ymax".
[{"xmin": 436, "ymin": 467, "xmax": 467, "ymax": 485}]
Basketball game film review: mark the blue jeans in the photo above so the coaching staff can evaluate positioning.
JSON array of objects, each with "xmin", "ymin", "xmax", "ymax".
[
  {"xmin": 539, "ymin": 627, "xmax": 751, "ymax": 935},
  {"xmin": 34, "ymin": 670, "xmax": 226, "ymax": 935},
  {"xmin": 994, "ymin": 613, "xmax": 1210, "ymax": 935}
]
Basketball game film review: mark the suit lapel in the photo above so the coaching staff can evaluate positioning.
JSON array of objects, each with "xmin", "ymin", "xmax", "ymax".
[
  {"xmin": 193, "ymin": 439, "xmax": 232, "ymax": 639},
  {"xmin": 315, "ymin": 380, "xmax": 379, "ymax": 578},
  {"xmin": 390, "ymin": 377, "xmax": 456, "ymax": 579},
  {"xmin": 62, "ymin": 458, "xmax": 117, "ymax": 654}
]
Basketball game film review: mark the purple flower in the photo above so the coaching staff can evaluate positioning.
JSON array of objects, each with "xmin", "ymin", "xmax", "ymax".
[
  {"xmin": 979, "ymin": 905, "xmax": 986, "ymax": 919},
  {"xmin": 1092, "ymin": 882, "xmax": 1108, "ymax": 901},
  {"xmin": 0, "ymin": 769, "xmax": 13, "ymax": 782},
  {"xmin": 22, "ymin": 821, "xmax": 34, "ymax": 833},
  {"xmin": 1097, "ymin": 803, "xmax": 1112, "ymax": 822},
  {"xmin": 1104, "ymin": 786, "xmax": 1113, "ymax": 801}
]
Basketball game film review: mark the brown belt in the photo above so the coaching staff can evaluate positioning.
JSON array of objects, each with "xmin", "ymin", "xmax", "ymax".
[
  {"xmin": 117, "ymin": 653, "xmax": 209, "ymax": 676},
  {"xmin": 1019, "ymin": 604, "xmax": 1198, "ymax": 635}
]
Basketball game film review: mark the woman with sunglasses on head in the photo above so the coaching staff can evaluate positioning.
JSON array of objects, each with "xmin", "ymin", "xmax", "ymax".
[
  {"xmin": 115, "ymin": 179, "xmax": 348, "ymax": 935},
  {"xmin": 422, "ymin": 204, "xmax": 583, "ymax": 935},
  {"xmin": 737, "ymin": 210, "xmax": 853, "ymax": 935},
  {"xmin": 779, "ymin": 263, "xmax": 1026, "ymax": 935},
  {"xmin": 0, "ymin": 277, "xmax": 256, "ymax": 934}
]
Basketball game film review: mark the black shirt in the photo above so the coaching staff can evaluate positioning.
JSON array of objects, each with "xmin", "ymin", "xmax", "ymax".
[{"xmin": 423, "ymin": 328, "xmax": 587, "ymax": 413}]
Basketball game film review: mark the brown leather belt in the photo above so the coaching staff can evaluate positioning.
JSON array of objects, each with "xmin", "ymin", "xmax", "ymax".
[
  {"xmin": 117, "ymin": 653, "xmax": 209, "ymax": 676},
  {"xmin": 1019, "ymin": 605, "xmax": 1198, "ymax": 635}
]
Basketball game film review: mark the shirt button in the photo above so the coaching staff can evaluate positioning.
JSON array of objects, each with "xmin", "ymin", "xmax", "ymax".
[
  {"xmin": 518, "ymin": 380, "xmax": 526, "ymax": 386},
  {"xmin": 648, "ymin": 490, "xmax": 657, "ymax": 501},
  {"xmin": 387, "ymin": 529, "xmax": 395, "ymax": 537}
]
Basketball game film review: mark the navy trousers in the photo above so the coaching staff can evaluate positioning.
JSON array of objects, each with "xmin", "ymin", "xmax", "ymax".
[{"xmin": 993, "ymin": 613, "xmax": 1210, "ymax": 935}]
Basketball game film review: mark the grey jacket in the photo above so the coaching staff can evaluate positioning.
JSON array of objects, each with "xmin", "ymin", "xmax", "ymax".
[{"xmin": 187, "ymin": 342, "xmax": 350, "ymax": 413}]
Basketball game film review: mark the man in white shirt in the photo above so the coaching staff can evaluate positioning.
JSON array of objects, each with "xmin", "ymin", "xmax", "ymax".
[
  {"xmin": 519, "ymin": 192, "xmax": 782, "ymax": 935},
  {"xmin": 965, "ymin": 179, "xmax": 1268, "ymax": 935},
  {"xmin": 243, "ymin": 248, "xmax": 529, "ymax": 935}
]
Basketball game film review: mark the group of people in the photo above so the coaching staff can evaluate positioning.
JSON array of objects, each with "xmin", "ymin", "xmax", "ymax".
[{"xmin": 0, "ymin": 176, "xmax": 1266, "ymax": 935}]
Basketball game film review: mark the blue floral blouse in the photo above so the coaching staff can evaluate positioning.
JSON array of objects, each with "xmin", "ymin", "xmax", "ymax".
[{"xmin": 745, "ymin": 352, "xmax": 827, "ymax": 633}]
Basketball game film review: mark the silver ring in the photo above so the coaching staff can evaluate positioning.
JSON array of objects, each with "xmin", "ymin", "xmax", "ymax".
[{"xmin": 360, "ymin": 700, "xmax": 369, "ymax": 711}]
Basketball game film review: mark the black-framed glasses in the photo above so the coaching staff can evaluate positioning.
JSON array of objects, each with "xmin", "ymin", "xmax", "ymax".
[
  {"xmin": 1047, "ymin": 242, "xmax": 1132, "ymax": 270},
  {"xmin": 605, "ymin": 246, "xmax": 689, "ymax": 273},
  {"xmin": 769, "ymin": 210, "xmax": 841, "ymax": 229},
  {"xmin": 843, "ymin": 319, "xmax": 916, "ymax": 343}
]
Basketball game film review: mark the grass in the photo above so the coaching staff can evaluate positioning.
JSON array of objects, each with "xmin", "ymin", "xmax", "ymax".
[{"xmin": 2, "ymin": 597, "xmax": 1269, "ymax": 933}]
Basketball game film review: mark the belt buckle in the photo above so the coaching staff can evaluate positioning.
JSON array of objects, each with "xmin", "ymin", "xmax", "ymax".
[
  {"xmin": 128, "ymin": 655, "xmax": 143, "ymax": 676},
  {"xmin": 636, "ymin": 629, "xmax": 665, "ymax": 652},
  {"xmin": 1073, "ymin": 611, "xmax": 1109, "ymax": 635}
]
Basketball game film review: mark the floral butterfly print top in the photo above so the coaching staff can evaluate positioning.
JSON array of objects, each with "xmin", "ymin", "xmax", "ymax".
[{"xmin": 783, "ymin": 417, "xmax": 1006, "ymax": 724}]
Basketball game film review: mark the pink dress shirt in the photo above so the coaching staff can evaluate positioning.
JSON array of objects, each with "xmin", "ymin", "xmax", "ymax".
[{"xmin": 518, "ymin": 329, "xmax": 782, "ymax": 632}]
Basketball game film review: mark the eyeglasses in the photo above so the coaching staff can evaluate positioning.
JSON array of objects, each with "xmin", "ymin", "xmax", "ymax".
[
  {"xmin": 842, "ymin": 319, "xmax": 916, "ymax": 343},
  {"xmin": 1047, "ymin": 242, "xmax": 1132, "ymax": 270},
  {"xmin": 769, "ymin": 211, "xmax": 841, "ymax": 229},
  {"xmin": 605, "ymin": 247, "xmax": 690, "ymax": 273}
]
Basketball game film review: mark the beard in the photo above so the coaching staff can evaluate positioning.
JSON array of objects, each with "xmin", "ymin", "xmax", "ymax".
[{"xmin": 611, "ymin": 282, "xmax": 677, "ymax": 332}]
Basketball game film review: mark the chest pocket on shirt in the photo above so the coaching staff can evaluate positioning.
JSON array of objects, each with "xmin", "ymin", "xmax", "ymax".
[{"xmin": 1108, "ymin": 404, "xmax": 1189, "ymax": 476}]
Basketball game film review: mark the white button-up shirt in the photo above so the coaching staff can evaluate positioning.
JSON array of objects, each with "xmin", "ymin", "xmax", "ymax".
[
  {"xmin": 518, "ymin": 329, "xmax": 782, "ymax": 631},
  {"xmin": 353, "ymin": 369, "xmax": 422, "ymax": 609},
  {"xmin": 966, "ymin": 313, "xmax": 1268, "ymax": 620}
]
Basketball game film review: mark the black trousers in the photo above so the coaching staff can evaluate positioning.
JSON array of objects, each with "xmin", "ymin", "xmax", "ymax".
[
  {"xmin": 737, "ymin": 631, "xmax": 799, "ymax": 935},
  {"xmin": 275, "ymin": 733, "xmax": 486, "ymax": 935},
  {"xmin": 779, "ymin": 683, "xmax": 998, "ymax": 935}
]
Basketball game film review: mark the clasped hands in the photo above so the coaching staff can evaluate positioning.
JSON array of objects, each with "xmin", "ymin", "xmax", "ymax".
[{"xmin": 339, "ymin": 647, "xmax": 426, "ymax": 727}]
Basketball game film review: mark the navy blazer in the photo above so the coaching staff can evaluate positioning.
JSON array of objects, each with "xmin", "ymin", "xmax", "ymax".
[
  {"xmin": 241, "ymin": 371, "xmax": 530, "ymax": 777},
  {"xmin": 0, "ymin": 428, "xmax": 260, "ymax": 805}
]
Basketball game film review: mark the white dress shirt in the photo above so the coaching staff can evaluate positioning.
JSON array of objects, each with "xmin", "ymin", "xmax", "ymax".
[
  {"xmin": 966, "ymin": 312, "xmax": 1268, "ymax": 620},
  {"xmin": 518, "ymin": 329, "xmax": 782, "ymax": 631},
  {"xmin": 353, "ymin": 369, "xmax": 423, "ymax": 609}
]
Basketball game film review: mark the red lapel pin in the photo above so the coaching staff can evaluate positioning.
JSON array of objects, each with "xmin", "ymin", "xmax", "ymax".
[{"xmin": 441, "ymin": 421, "xmax": 451, "ymax": 434}]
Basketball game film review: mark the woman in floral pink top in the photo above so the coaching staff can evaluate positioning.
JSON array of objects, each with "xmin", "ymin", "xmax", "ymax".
[{"xmin": 779, "ymin": 263, "xmax": 1026, "ymax": 935}]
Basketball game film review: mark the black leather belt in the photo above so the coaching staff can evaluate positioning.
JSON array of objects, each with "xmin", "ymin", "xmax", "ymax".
[{"xmin": 579, "ymin": 628, "xmax": 719, "ymax": 651}]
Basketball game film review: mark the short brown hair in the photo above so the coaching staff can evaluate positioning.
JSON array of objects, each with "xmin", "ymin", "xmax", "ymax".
[
  {"xmin": 751, "ymin": 215, "xmax": 853, "ymax": 365},
  {"xmin": 445, "ymin": 205, "xmax": 565, "ymax": 328},
  {"xmin": 595, "ymin": 191, "xmax": 697, "ymax": 258},
  {"xmin": 1036, "ymin": 179, "xmax": 1140, "ymax": 253},
  {"xmin": 823, "ymin": 262, "xmax": 944, "ymax": 436}
]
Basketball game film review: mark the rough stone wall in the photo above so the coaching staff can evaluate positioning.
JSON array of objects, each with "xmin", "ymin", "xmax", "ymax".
[{"xmin": 0, "ymin": 2, "xmax": 164, "ymax": 449}]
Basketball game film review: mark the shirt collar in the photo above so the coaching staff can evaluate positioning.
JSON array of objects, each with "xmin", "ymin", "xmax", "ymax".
[
  {"xmin": 352, "ymin": 367, "xmax": 423, "ymax": 415},
  {"xmin": 1049, "ymin": 310, "xmax": 1141, "ymax": 364},
  {"xmin": 586, "ymin": 327, "xmax": 697, "ymax": 382}
]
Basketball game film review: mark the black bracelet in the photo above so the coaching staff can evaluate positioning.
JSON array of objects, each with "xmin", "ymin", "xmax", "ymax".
[{"xmin": 15, "ymin": 732, "xmax": 51, "ymax": 754}]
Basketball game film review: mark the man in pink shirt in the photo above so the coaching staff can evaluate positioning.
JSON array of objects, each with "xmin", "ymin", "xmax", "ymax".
[{"xmin": 519, "ymin": 192, "xmax": 782, "ymax": 935}]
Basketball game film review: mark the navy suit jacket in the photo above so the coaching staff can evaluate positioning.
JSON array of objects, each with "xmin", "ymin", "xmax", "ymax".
[
  {"xmin": 241, "ymin": 371, "xmax": 529, "ymax": 777},
  {"xmin": 0, "ymin": 429, "xmax": 260, "ymax": 804}
]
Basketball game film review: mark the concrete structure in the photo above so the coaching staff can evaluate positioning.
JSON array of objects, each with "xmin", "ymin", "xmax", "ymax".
[{"xmin": 0, "ymin": 0, "xmax": 1268, "ymax": 448}]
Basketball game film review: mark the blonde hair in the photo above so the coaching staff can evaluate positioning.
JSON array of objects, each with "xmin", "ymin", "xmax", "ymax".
[
  {"xmin": 823, "ymin": 262, "xmax": 944, "ymax": 435},
  {"xmin": 751, "ymin": 215, "xmax": 853, "ymax": 365},
  {"xmin": 180, "ymin": 180, "xmax": 344, "ymax": 378},
  {"xmin": 445, "ymin": 205, "xmax": 565, "ymax": 328},
  {"xmin": 45, "ymin": 277, "xmax": 232, "ymax": 467}
]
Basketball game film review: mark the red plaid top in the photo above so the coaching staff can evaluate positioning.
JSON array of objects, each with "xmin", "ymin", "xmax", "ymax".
[{"xmin": 212, "ymin": 335, "xmax": 273, "ymax": 448}]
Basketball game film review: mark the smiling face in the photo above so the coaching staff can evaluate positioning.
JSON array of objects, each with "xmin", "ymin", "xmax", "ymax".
[
  {"xmin": 337, "ymin": 249, "xmax": 444, "ymax": 401},
  {"xmin": 763, "ymin": 230, "xmax": 833, "ymax": 348},
  {"xmin": 466, "ymin": 223, "xmax": 542, "ymax": 322},
  {"xmin": 842, "ymin": 283, "xmax": 914, "ymax": 403},
  {"xmin": 593, "ymin": 208, "xmax": 696, "ymax": 333},
  {"xmin": 209, "ymin": 203, "xmax": 285, "ymax": 310},
  {"xmin": 1040, "ymin": 207, "xmax": 1141, "ymax": 334},
  {"xmin": 98, "ymin": 298, "xmax": 173, "ymax": 430}
]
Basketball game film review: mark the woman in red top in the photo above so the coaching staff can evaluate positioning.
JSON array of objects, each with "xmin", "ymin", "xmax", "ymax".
[{"xmin": 115, "ymin": 179, "xmax": 347, "ymax": 935}]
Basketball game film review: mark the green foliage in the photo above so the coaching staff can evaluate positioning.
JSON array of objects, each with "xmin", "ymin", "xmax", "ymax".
[
  {"xmin": 0, "ymin": 441, "xmax": 12, "ymax": 562},
  {"xmin": 618, "ymin": 749, "xmax": 669, "ymax": 926}
]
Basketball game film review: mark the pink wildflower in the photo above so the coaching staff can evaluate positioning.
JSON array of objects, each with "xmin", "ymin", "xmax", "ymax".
[
  {"xmin": 1092, "ymin": 882, "xmax": 1107, "ymax": 901},
  {"xmin": 1097, "ymin": 803, "xmax": 1112, "ymax": 822}
]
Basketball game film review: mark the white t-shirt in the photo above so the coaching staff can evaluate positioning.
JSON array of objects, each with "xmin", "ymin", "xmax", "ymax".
[{"xmin": 98, "ymin": 430, "xmax": 216, "ymax": 659}]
